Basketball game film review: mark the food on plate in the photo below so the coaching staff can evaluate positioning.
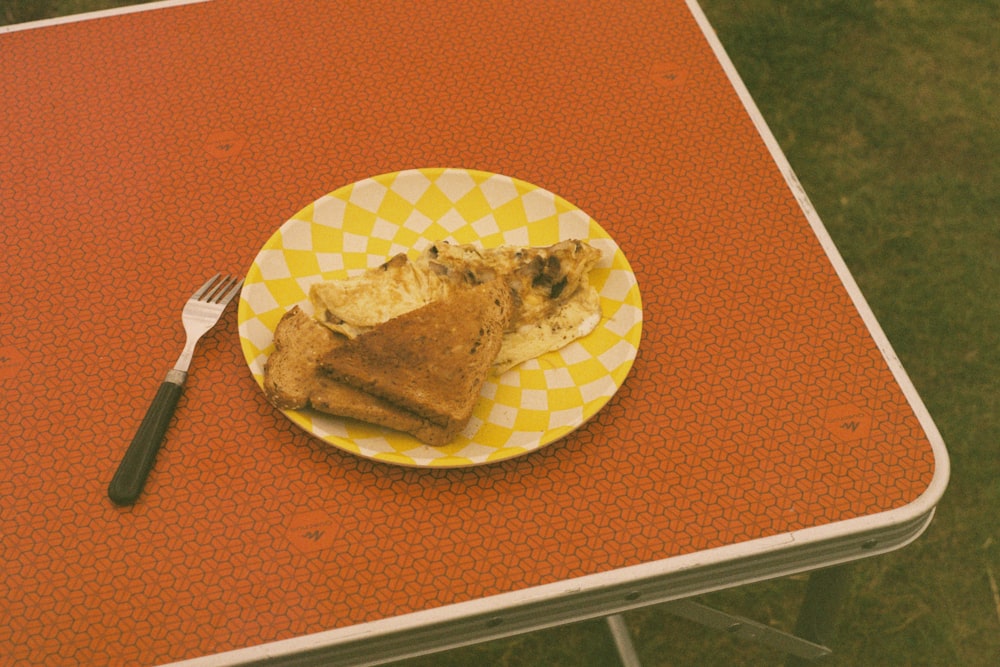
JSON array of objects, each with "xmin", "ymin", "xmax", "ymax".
[
  {"xmin": 262, "ymin": 239, "xmax": 604, "ymax": 446},
  {"xmin": 263, "ymin": 306, "xmax": 454, "ymax": 445},
  {"xmin": 307, "ymin": 252, "xmax": 449, "ymax": 338},
  {"xmin": 319, "ymin": 279, "xmax": 513, "ymax": 439},
  {"xmin": 310, "ymin": 239, "xmax": 603, "ymax": 372}
]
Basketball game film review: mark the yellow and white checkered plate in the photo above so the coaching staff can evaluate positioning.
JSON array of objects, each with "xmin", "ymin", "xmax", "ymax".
[{"xmin": 238, "ymin": 168, "xmax": 643, "ymax": 468}]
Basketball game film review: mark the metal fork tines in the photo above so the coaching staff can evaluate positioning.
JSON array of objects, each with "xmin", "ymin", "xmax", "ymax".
[
  {"xmin": 172, "ymin": 274, "xmax": 244, "ymax": 378},
  {"xmin": 108, "ymin": 273, "xmax": 244, "ymax": 506}
]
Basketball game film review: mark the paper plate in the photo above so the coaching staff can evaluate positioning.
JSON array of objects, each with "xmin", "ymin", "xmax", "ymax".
[{"xmin": 238, "ymin": 168, "xmax": 642, "ymax": 467}]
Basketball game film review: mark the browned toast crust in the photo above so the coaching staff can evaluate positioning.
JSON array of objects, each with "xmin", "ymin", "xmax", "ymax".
[
  {"xmin": 319, "ymin": 280, "xmax": 514, "ymax": 430},
  {"xmin": 263, "ymin": 306, "xmax": 461, "ymax": 446}
]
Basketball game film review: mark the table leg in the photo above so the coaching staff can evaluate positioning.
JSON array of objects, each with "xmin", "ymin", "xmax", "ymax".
[
  {"xmin": 785, "ymin": 565, "xmax": 852, "ymax": 666},
  {"xmin": 663, "ymin": 599, "xmax": 831, "ymax": 660},
  {"xmin": 606, "ymin": 614, "xmax": 643, "ymax": 667}
]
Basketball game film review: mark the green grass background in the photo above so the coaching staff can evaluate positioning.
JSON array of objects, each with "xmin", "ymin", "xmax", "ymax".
[{"xmin": 4, "ymin": 1, "xmax": 996, "ymax": 665}]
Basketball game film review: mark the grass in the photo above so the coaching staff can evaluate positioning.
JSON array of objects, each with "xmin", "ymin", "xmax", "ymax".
[
  {"xmin": 678, "ymin": 3, "xmax": 1000, "ymax": 665},
  {"xmin": 4, "ymin": 0, "xmax": 997, "ymax": 664},
  {"xmin": 0, "ymin": 0, "xmax": 156, "ymax": 24}
]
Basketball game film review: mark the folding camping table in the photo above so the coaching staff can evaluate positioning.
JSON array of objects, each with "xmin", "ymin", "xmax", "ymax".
[{"xmin": 0, "ymin": 1, "xmax": 948, "ymax": 665}]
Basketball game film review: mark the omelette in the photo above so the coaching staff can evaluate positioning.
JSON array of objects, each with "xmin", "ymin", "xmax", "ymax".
[{"xmin": 309, "ymin": 240, "xmax": 603, "ymax": 372}]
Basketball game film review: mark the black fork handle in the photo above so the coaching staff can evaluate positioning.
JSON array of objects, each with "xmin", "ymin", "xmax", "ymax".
[{"xmin": 108, "ymin": 370, "xmax": 186, "ymax": 506}]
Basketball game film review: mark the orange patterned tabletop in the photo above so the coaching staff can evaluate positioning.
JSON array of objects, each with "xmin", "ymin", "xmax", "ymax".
[{"xmin": 0, "ymin": 1, "xmax": 947, "ymax": 665}]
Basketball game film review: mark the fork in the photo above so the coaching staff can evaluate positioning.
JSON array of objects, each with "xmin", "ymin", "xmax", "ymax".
[{"xmin": 108, "ymin": 273, "xmax": 244, "ymax": 506}]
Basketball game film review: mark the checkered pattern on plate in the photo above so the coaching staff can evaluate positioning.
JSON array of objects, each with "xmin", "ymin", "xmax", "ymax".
[{"xmin": 238, "ymin": 168, "xmax": 642, "ymax": 467}]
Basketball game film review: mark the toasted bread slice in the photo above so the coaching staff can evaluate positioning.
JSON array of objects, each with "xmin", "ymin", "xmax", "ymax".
[
  {"xmin": 263, "ymin": 306, "xmax": 461, "ymax": 446},
  {"xmin": 264, "ymin": 305, "xmax": 338, "ymax": 410},
  {"xmin": 319, "ymin": 280, "xmax": 514, "ymax": 431}
]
